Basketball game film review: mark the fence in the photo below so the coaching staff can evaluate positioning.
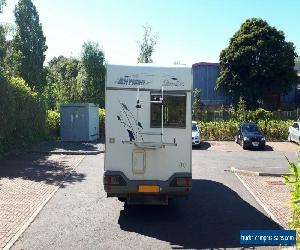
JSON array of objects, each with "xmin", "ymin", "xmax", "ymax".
[{"xmin": 196, "ymin": 109, "xmax": 300, "ymax": 122}]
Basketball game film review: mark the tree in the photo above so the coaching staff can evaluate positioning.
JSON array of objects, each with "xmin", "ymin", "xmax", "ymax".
[
  {"xmin": 77, "ymin": 41, "xmax": 105, "ymax": 107},
  {"xmin": 234, "ymin": 97, "xmax": 247, "ymax": 122},
  {"xmin": 13, "ymin": 0, "xmax": 47, "ymax": 92},
  {"xmin": 0, "ymin": 0, "xmax": 6, "ymax": 66},
  {"xmin": 192, "ymin": 88, "xmax": 203, "ymax": 120},
  {"xmin": 43, "ymin": 56, "xmax": 81, "ymax": 109},
  {"xmin": 0, "ymin": 0, "xmax": 5, "ymax": 12},
  {"xmin": 137, "ymin": 25, "xmax": 158, "ymax": 63},
  {"xmin": 217, "ymin": 18, "xmax": 298, "ymax": 109}
]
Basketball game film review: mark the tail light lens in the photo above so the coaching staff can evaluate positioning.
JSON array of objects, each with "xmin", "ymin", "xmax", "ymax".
[
  {"xmin": 104, "ymin": 175, "xmax": 126, "ymax": 186},
  {"xmin": 170, "ymin": 177, "xmax": 192, "ymax": 187}
]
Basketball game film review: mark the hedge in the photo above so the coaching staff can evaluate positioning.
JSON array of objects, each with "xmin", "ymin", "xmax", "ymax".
[
  {"xmin": 0, "ymin": 76, "xmax": 47, "ymax": 153},
  {"xmin": 197, "ymin": 120, "xmax": 293, "ymax": 141},
  {"xmin": 99, "ymin": 108, "xmax": 105, "ymax": 138},
  {"xmin": 46, "ymin": 110, "xmax": 60, "ymax": 138}
]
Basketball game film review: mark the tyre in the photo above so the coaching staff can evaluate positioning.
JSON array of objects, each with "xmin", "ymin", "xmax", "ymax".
[{"xmin": 241, "ymin": 140, "xmax": 246, "ymax": 150}]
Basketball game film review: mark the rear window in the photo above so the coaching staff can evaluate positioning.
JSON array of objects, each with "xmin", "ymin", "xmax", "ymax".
[
  {"xmin": 150, "ymin": 93, "xmax": 186, "ymax": 128},
  {"xmin": 241, "ymin": 124, "xmax": 259, "ymax": 132}
]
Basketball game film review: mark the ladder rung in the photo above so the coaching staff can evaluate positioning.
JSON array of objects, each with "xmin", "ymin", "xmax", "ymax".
[
  {"xmin": 140, "ymin": 100, "xmax": 162, "ymax": 104},
  {"xmin": 140, "ymin": 132, "xmax": 163, "ymax": 135}
]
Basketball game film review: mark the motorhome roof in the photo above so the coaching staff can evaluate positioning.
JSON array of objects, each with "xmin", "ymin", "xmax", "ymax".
[{"xmin": 106, "ymin": 63, "xmax": 191, "ymax": 69}]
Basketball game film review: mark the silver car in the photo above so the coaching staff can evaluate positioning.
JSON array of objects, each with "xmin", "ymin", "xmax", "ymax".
[
  {"xmin": 192, "ymin": 121, "xmax": 201, "ymax": 146},
  {"xmin": 288, "ymin": 122, "xmax": 300, "ymax": 143}
]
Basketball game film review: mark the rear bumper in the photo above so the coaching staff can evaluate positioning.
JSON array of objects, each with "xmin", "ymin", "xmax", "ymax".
[
  {"xmin": 104, "ymin": 171, "xmax": 192, "ymax": 198},
  {"xmin": 244, "ymin": 140, "xmax": 265, "ymax": 149}
]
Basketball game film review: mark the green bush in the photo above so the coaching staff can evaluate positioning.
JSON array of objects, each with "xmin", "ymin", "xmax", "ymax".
[
  {"xmin": 46, "ymin": 110, "xmax": 60, "ymax": 138},
  {"xmin": 258, "ymin": 120, "xmax": 293, "ymax": 141},
  {"xmin": 0, "ymin": 76, "xmax": 47, "ymax": 153},
  {"xmin": 284, "ymin": 158, "xmax": 300, "ymax": 242},
  {"xmin": 99, "ymin": 108, "xmax": 105, "ymax": 123},
  {"xmin": 198, "ymin": 120, "xmax": 239, "ymax": 140},
  {"xmin": 248, "ymin": 108, "xmax": 273, "ymax": 123},
  {"xmin": 197, "ymin": 119, "xmax": 293, "ymax": 141},
  {"xmin": 99, "ymin": 108, "xmax": 105, "ymax": 138}
]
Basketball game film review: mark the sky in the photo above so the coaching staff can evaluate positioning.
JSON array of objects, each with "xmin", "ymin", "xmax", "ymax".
[{"xmin": 1, "ymin": 0, "xmax": 299, "ymax": 66}]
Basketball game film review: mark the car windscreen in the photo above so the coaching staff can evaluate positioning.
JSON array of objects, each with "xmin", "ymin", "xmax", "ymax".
[
  {"xmin": 241, "ymin": 124, "xmax": 259, "ymax": 133},
  {"xmin": 192, "ymin": 123, "xmax": 198, "ymax": 131}
]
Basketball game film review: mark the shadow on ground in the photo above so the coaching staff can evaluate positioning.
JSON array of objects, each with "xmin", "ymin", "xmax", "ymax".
[
  {"xmin": 30, "ymin": 140, "xmax": 104, "ymax": 155},
  {"xmin": 193, "ymin": 141, "xmax": 211, "ymax": 150},
  {"xmin": 118, "ymin": 179, "xmax": 279, "ymax": 249},
  {"xmin": 264, "ymin": 144, "xmax": 274, "ymax": 151},
  {"xmin": 243, "ymin": 144, "xmax": 274, "ymax": 151},
  {"xmin": 0, "ymin": 153, "xmax": 85, "ymax": 187}
]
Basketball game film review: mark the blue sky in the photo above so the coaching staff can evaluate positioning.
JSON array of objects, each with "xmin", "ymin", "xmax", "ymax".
[{"xmin": 1, "ymin": 0, "xmax": 299, "ymax": 65}]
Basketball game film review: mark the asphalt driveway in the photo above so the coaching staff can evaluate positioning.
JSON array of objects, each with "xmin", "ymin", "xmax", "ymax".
[{"xmin": 11, "ymin": 146, "xmax": 287, "ymax": 249}]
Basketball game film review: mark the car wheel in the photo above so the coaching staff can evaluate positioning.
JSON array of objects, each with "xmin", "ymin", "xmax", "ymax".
[
  {"xmin": 241, "ymin": 139, "xmax": 246, "ymax": 150},
  {"xmin": 288, "ymin": 133, "xmax": 291, "ymax": 142}
]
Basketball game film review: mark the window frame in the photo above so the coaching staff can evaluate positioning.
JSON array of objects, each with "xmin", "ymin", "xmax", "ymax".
[{"xmin": 150, "ymin": 91, "xmax": 187, "ymax": 129}]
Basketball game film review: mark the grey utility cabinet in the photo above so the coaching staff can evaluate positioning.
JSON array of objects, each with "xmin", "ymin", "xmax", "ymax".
[{"xmin": 60, "ymin": 103, "xmax": 99, "ymax": 142}]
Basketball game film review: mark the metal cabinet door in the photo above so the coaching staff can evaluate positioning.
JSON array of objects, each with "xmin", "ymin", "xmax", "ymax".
[{"xmin": 70, "ymin": 107, "xmax": 86, "ymax": 141}]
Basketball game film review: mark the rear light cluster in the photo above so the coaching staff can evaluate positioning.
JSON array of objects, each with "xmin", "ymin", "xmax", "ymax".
[
  {"xmin": 176, "ymin": 177, "xmax": 192, "ymax": 187},
  {"xmin": 170, "ymin": 177, "xmax": 192, "ymax": 187},
  {"xmin": 104, "ymin": 175, "xmax": 126, "ymax": 186}
]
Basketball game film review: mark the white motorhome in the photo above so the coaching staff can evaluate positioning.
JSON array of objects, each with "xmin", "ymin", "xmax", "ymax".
[{"xmin": 104, "ymin": 64, "xmax": 192, "ymax": 205}]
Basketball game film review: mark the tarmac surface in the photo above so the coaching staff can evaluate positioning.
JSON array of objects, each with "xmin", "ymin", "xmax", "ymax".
[
  {"xmin": 30, "ymin": 141, "xmax": 104, "ymax": 155},
  {"xmin": 11, "ymin": 147, "xmax": 287, "ymax": 249}
]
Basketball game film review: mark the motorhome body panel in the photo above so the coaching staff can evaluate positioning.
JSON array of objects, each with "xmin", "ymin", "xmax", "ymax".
[{"xmin": 104, "ymin": 64, "xmax": 192, "ymax": 200}]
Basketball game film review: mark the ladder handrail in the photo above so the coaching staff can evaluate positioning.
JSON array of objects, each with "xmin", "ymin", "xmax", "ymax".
[{"xmin": 135, "ymin": 86, "xmax": 165, "ymax": 144}]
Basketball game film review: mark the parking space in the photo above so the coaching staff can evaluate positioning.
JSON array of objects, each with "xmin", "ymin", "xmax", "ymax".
[
  {"xmin": 196, "ymin": 140, "xmax": 299, "ymax": 152},
  {"xmin": 193, "ymin": 142, "xmax": 298, "ymax": 230}
]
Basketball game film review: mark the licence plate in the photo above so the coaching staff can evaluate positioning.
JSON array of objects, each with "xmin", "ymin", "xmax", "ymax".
[
  {"xmin": 138, "ymin": 185, "xmax": 160, "ymax": 193},
  {"xmin": 252, "ymin": 142, "xmax": 259, "ymax": 146}
]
